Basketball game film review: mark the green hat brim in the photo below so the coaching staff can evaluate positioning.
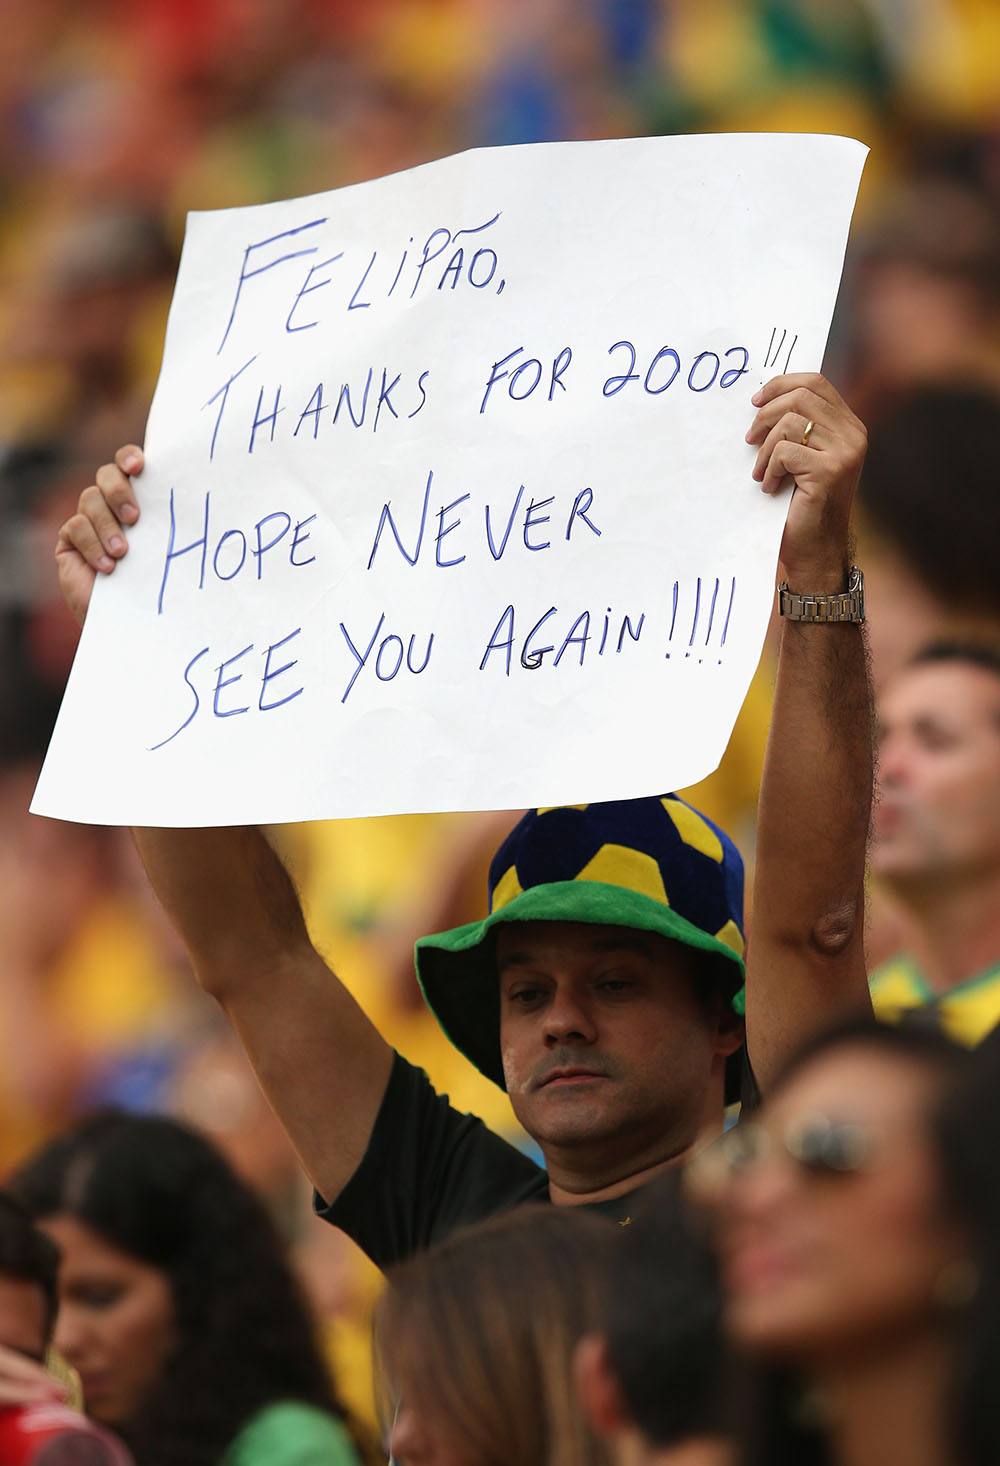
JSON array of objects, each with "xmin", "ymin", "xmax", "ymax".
[{"xmin": 415, "ymin": 881, "xmax": 746, "ymax": 1091}]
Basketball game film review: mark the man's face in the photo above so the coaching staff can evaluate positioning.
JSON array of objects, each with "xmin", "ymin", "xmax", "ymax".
[
  {"xmin": 872, "ymin": 661, "xmax": 1000, "ymax": 888},
  {"xmin": 497, "ymin": 921, "xmax": 740, "ymax": 1182}
]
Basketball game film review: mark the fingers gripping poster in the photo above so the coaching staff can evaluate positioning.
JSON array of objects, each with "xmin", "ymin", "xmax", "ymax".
[{"xmin": 33, "ymin": 133, "xmax": 867, "ymax": 826}]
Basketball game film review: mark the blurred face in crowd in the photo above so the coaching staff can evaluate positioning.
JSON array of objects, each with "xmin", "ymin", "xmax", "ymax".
[
  {"xmin": 41, "ymin": 1216, "xmax": 175, "ymax": 1430},
  {"xmin": 872, "ymin": 659, "xmax": 1000, "ymax": 889},
  {"xmin": 0, "ymin": 1273, "xmax": 49, "ymax": 1361},
  {"xmin": 497, "ymin": 922, "xmax": 741, "ymax": 1175},
  {"xmin": 715, "ymin": 1045, "xmax": 964, "ymax": 1367}
]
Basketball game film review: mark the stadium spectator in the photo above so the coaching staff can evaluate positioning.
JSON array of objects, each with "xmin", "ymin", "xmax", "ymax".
[
  {"xmin": 870, "ymin": 642, "xmax": 1000, "ymax": 1042},
  {"xmin": 5, "ymin": 1112, "xmax": 366, "ymax": 1466},
  {"xmin": 50, "ymin": 372, "xmax": 871, "ymax": 1272},
  {"xmin": 575, "ymin": 1174, "xmax": 732, "ymax": 1466},
  {"xmin": 848, "ymin": 178, "xmax": 1000, "ymax": 425},
  {"xmin": 708, "ymin": 1019, "xmax": 968, "ymax": 1466},
  {"xmin": 374, "ymin": 1205, "xmax": 611, "ymax": 1466},
  {"xmin": 0, "ymin": 1194, "xmax": 58, "ymax": 1371},
  {"xmin": 0, "ymin": 1191, "xmax": 133, "ymax": 1465},
  {"xmin": 857, "ymin": 388, "xmax": 1000, "ymax": 689},
  {"xmin": 933, "ymin": 1021, "xmax": 1000, "ymax": 1466}
]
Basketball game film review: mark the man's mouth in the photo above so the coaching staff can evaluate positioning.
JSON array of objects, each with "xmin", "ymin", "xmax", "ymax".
[
  {"xmin": 872, "ymin": 803, "xmax": 907, "ymax": 841},
  {"xmin": 538, "ymin": 1067, "xmax": 606, "ymax": 1088}
]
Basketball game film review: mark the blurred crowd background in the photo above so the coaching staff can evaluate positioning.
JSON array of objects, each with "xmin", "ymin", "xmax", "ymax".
[{"xmin": 3, "ymin": 0, "xmax": 1000, "ymax": 1428}]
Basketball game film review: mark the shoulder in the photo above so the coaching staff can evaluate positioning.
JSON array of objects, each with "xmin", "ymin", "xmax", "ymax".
[
  {"xmin": 318, "ymin": 1050, "xmax": 546, "ymax": 1268},
  {"xmin": 221, "ymin": 1402, "xmax": 359, "ymax": 1466}
]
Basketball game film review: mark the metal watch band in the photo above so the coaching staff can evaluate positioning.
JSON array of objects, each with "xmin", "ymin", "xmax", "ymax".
[{"xmin": 777, "ymin": 565, "xmax": 865, "ymax": 623}]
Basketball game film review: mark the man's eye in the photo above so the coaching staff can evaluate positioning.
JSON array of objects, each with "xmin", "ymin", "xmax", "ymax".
[
  {"xmin": 917, "ymin": 728, "xmax": 956, "ymax": 752},
  {"xmin": 508, "ymin": 987, "xmax": 544, "ymax": 1007},
  {"xmin": 598, "ymin": 976, "xmax": 632, "ymax": 993}
]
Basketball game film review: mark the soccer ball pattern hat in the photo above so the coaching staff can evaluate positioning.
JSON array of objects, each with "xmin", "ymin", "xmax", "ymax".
[{"xmin": 415, "ymin": 795, "xmax": 746, "ymax": 1092}]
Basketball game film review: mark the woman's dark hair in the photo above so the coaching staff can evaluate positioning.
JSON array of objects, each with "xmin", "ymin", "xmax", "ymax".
[
  {"xmin": 0, "ymin": 1191, "xmax": 60, "ymax": 1347},
  {"xmin": 934, "ymin": 1021, "xmax": 1000, "ymax": 1466},
  {"xmin": 8, "ymin": 1111, "xmax": 357, "ymax": 1466},
  {"xmin": 736, "ymin": 1016, "xmax": 967, "ymax": 1466}
]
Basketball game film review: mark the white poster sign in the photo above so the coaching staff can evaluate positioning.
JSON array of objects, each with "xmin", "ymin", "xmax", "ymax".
[{"xmin": 33, "ymin": 132, "xmax": 867, "ymax": 826}]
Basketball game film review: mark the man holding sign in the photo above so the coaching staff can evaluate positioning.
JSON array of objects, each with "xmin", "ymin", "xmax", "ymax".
[{"xmin": 53, "ymin": 369, "xmax": 871, "ymax": 1266}]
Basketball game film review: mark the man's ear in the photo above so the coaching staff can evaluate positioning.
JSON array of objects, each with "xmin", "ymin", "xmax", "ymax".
[
  {"xmin": 711, "ymin": 987, "xmax": 745, "ymax": 1061},
  {"xmin": 573, "ymin": 1332, "xmax": 630, "ymax": 1438}
]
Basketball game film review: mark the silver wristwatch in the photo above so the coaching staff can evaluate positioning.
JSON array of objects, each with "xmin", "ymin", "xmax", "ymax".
[{"xmin": 778, "ymin": 565, "xmax": 865, "ymax": 623}]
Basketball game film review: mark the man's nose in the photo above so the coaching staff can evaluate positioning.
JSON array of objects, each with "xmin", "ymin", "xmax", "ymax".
[
  {"xmin": 544, "ymin": 987, "xmax": 597, "ymax": 1045},
  {"xmin": 877, "ymin": 732, "xmax": 908, "ymax": 789}
]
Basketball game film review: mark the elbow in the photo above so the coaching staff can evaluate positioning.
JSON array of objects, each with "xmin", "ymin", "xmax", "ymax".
[
  {"xmin": 809, "ymin": 898, "xmax": 861, "ymax": 959},
  {"xmin": 191, "ymin": 929, "xmax": 315, "ymax": 1007},
  {"xmin": 190, "ymin": 954, "xmax": 233, "ymax": 1005}
]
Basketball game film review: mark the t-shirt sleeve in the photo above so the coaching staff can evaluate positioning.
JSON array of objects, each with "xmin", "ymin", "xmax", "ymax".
[{"xmin": 315, "ymin": 1052, "xmax": 547, "ymax": 1269}]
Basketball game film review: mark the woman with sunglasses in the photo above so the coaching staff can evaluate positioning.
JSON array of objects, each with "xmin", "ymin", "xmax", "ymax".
[{"xmin": 699, "ymin": 1018, "xmax": 973, "ymax": 1466}]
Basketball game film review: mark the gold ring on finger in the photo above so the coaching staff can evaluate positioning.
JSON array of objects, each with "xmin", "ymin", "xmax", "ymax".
[{"xmin": 801, "ymin": 418, "xmax": 815, "ymax": 447}]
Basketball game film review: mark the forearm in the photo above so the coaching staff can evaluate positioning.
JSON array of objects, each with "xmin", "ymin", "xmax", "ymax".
[
  {"xmin": 749, "ymin": 582, "xmax": 873, "ymax": 1084},
  {"xmin": 758, "ymin": 606, "xmax": 872, "ymax": 951}
]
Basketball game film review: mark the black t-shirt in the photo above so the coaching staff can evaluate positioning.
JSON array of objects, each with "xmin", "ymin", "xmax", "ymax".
[{"xmin": 316, "ymin": 1052, "xmax": 735, "ymax": 1269}]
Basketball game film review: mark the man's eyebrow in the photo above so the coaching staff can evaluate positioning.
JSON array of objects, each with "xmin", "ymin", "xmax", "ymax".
[
  {"xmin": 877, "ymin": 712, "xmax": 951, "ymax": 740},
  {"xmin": 497, "ymin": 951, "xmax": 538, "ymax": 974}
]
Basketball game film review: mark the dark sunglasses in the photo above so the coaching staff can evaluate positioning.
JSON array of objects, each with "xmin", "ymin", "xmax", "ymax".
[{"xmin": 686, "ymin": 1112, "xmax": 883, "ymax": 1200}]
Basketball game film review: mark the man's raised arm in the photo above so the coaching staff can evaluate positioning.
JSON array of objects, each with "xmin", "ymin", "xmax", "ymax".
[
  {"xmin": 56, "ymin": 449, "xmax": 393, "ymax": 1203},
  {"xmin": 743, "ymin": 375, "xmax": 873, "ymax": 1090}
]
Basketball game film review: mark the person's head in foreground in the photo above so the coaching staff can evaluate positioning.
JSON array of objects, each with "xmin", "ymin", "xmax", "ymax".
[
  {"xmin": 374, "ymin": 1205, "xmax": 614, "ymax": 1466},
  {"xmin": 703, "ymin": 1017, "xmax": 986, "ymax": 1466},
  {"xmin": 575, "ymin": 1173, "xmax": 734, "ymax": 1466},
  {"xmin": 0, "ymin": 1193, "xmax": 60, "ymax": 1364},
  {"xmin": 416, "ymin": 796, "xmax": 746, "ymax": 1192},
  {"xmin": 0, "ymin": 1191, "xmax": 133, "ymax": 1465},
  {"xmin": 9, "ymin": 1111, "xmax": 361, "ymax": 1466},
  {"xmin": 873, "ymin": 641, "xmax": 1000, "ymax": 903}
]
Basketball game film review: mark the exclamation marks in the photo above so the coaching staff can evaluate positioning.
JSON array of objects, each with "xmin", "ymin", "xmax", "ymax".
[
  {"xmin": 702, "ymin": 577, "xmax": 720, "ymax": 664},
  {"xmin": 686, "ymin": 577, "xmax": 702, "ymax": 658},
  {"xmin": 763, "ymin": 326, "xmax": 798, "ymax": 374},
  {"xmin": 719, "ymin": 576, "xmax": 736, "ymax": 663},
  {"xmin": 665, "ymin": 581, "xmax": 679, "ymax": 657},
  {"xmin": 665, "ymin": 577, "xmax": 736, "ymax": 664}
]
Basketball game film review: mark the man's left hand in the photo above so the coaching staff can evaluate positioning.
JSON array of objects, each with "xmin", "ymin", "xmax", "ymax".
[{"xmin": 746, "ymin": 372, "xmax": 867, "ymax": 592}]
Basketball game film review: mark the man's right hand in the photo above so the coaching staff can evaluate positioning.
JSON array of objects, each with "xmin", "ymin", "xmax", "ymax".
[{"xmin": 55, "ymin": 446, "xmax": 144, "ymax": 627}]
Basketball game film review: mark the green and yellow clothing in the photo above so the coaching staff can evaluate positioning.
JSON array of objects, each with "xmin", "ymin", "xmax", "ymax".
[{"xmin": 870, "ymin": 955, "xmax": 1000, "ymax": 1046}]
